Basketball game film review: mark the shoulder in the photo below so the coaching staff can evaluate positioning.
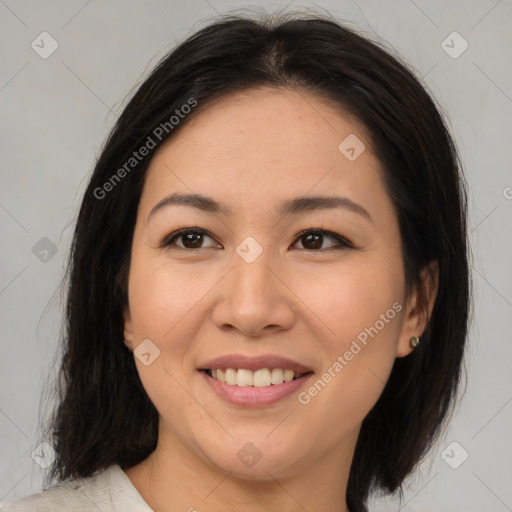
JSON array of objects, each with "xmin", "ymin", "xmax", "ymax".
[{"xmin": 1, "ymin": 465, "xmax": 153, "ymax": 512}]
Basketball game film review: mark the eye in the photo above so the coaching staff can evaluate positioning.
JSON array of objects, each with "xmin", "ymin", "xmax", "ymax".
[
  {"xmin": 292, "ymin": 229, "xmax": 355, "ymax": 251},
  {"xmin": 160, "ymin": 228, "xmax": 221, "ymax": 250},
  {"xmin": 160, "ymin": 227, "xmax": 354, "ymax": 251}
]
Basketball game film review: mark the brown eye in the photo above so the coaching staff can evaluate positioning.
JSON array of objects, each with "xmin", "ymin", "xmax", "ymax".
[
  {"xmin": 161, "ymin": 228, "xmax": 353, "ymax": 251},
  {"xmin": 161, "ymin": 228, "xmax": 220, "ymax": 250},
  {"xmin": 293, "ymin": 229, "xmax": 354, "ymax": 251}
]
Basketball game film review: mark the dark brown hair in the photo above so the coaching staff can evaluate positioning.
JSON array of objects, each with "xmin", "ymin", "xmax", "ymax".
[{"xmin": 43, "ymin": 12, "xmax": 470, "ymax": 511}]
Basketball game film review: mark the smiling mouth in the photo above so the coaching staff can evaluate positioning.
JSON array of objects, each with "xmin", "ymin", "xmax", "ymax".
[{"xmin": 202, "ymin": 368, "xmax": 313, "ymax": 387}]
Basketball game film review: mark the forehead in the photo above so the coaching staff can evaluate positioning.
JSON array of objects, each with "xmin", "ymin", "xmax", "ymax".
[
  {"xmin": 141, "ymin": 87, "xmax": 388, "ymax": 220},
  {"xmin": 157, "ymin": 87, "xmax": 375, "ymax": 163}
]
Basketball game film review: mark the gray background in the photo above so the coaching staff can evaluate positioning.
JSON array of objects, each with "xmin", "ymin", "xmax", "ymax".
[{"xmin": 1, "ymin": 0, "xmax": 511, "ymax": 510}]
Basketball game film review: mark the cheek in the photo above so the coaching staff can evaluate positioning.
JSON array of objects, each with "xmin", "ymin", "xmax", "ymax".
[
  {"xmin": 292, "ymin": 255, "xmax": 404, "ymax": 345},
  {"xmin": 292, "ymin": 258, "xmax": 404, "ymax": 424},
  {"xmin": 126, "ymin": 257, "xmax": 207, "ymax": 424},
  {"xmin": 127, "ymin": 255, "xmax": 212, "ymax": 342}
]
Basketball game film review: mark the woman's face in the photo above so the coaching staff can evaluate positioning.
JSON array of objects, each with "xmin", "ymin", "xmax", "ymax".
[{"xmin": 124, "ymin": 87, "xmax": 419, "ymax": 479}]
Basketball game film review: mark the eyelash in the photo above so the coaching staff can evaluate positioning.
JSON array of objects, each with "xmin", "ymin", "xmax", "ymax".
[{"xmin": 159, "ymin": 227, "xmax": 355, "ymax": 252}]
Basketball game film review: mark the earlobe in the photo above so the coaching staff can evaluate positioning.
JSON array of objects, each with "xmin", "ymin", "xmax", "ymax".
[
  {"xmin": 396, "ymin": 260, "xmax": 439, "ymax": 358},
  {"xmin": 123, "ymin": 306, "xmax": 134, "ymax": 351}
]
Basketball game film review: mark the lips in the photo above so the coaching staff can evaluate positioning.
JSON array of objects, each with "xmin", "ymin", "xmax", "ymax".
[
  {"xmin": 199, "ymin": 354, "xmax": 313, "ymax": 374},
  {"xmin": 198, "ymin": 354, "xmax": 314, "ymax": 406}
]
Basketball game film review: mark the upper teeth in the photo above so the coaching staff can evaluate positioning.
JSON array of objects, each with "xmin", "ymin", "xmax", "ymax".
[{"xmin": 209, "ymin": 368, "xmax": 302, "ymax": 387}]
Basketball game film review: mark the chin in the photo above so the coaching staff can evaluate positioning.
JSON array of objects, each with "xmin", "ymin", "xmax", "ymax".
[{"xmin": 193, "ymin": 432, "xmax": 308, "ymax": 481}]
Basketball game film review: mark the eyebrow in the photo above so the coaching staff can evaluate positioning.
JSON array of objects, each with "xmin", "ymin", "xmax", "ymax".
[{"xmin": 148, "ymin": 193, "xmax": 373, "ymax": 223}]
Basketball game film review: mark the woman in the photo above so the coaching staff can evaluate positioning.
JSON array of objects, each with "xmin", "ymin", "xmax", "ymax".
[{"xmin": 3, "ymin": 11, "xmax": 470, "ymax": 512}]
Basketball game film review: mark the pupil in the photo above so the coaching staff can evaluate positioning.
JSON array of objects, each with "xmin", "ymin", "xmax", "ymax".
[
  {"xmin": 303, "ymin": 233, "xmax": 322, "ymax": 249},
  {"xmin": 183, "ymin": 233, "xmax": 202, "ymax": 248}
]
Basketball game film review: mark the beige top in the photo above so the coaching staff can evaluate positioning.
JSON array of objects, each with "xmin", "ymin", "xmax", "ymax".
[{"xmin": 1, "ymin": 465, "xmax": 153, "ymax": 511}]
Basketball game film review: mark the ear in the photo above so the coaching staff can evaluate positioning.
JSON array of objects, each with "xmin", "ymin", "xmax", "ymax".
[
  {"xmin": 123, "ymin": 305, "xmax": 134, "ymax": 351},
  {"xmin": 396, "ymin": 260, "xmax": 439, "ymax": 357}
]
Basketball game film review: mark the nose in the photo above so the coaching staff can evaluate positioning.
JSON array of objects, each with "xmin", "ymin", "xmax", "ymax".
[{"xmin": 211, "ymin": 249, "xmax": 296, "ymax": 337}]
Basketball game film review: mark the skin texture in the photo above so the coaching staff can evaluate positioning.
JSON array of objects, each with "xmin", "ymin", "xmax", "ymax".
[{"xmin": 123, "ymin": 87, "xmax": 438, "ymax": 512}]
